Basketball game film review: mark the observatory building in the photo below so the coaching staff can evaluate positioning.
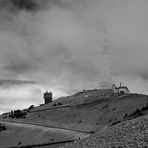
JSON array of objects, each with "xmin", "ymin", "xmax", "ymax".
[
  {"xmin": 43, "ymin": 91, "xmax": 53, "ymax": 104},
  {"xmin": 98, "ymin": 28, "xmax": 129, "ymax": 94},
  {"xmin": 112, "ymin": 83, "xmax": 129, "ymax": 95}
]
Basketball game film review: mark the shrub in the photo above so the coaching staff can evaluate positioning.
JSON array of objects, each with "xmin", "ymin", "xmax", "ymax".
[
  {"xmin": 79, "ymin": 120, "xmax": 82, "ymax": 123},
  {"xmin": 90, "ymin": 131, "xmax": 95, "ymax": 134},
  {"xmin": 1, "ymin": 126, "xmax": 6, "ymax": 131},
  {"xmin": 28, "ymin": 105, "xmax": 34, "ymax": 111},
  {"xmin": 123, "ymin": 102, "xmax": 148, "ymax": 121},
  {"xmin": 0, "ymin": 124, "xmax": 6, "ymax": 132},
  {"xmin": 17, "ymin": 142, "xmax": 21, "ymax": 145},
  {"xmin": 124, "ymin": 113, "xmax": 128, "ymax": 118},
  {"xmin": 53, "ymin": 103, "xmax": 57, "ymax": 106},
  {"xmin": 111, "ymin": 120, "xmax": 121, "ymax": 126},
  {"xmin": 9, "ymin": 110, "xmax": 26, "ymax": 119},
  {"xmin": 3, "ymin": 116, "xmax": 7, "ymax": 119},
  {"xmin": 58, "ymin": 102, "xmax": 62, "ymax": 106},
  {"xmin": 112, "ymin": 108, "xmax": 116, "ymax": 111},
  {"xmin": 133, "ymin": 109, "xmax": 143, "ymax": 117},
  {"xmin": 102, "ymin": 105, "xmax": 108, "ymax": 109}
]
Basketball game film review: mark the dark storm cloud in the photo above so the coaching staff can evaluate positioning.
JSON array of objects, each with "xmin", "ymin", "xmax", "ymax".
[
  {"xmin": 0, "ymin": 0, "xmax": 39, "ymax": 11},
  {"xmin": 0, "ymin": 79, "xmax": 35, "ymax": 87},
  {"xmin": 3, "ymin": 57, "xmax": 37, "ymax": 74},
  {"xmin": 0, "ymin": 0, "xmax": 146, "ymax": 88},
  {"xmin": 0, "ymin": 0, "xmax": 102, "ymax": 92},
  {"xmin": 1, "ymin": 0, "xmax": 148, "ymax": 113},
  {"xmin": 11, "ymin": 0, "xmax": 38, "ymax": 11},
  {"xmin": 0, "ymin": 0, "xmax": 63, "ymax": 12}
]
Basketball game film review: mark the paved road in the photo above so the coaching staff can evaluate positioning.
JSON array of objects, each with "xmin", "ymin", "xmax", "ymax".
[
  {"xmin": 0, "ymin": 119, "xmax": 93, "ymax": 134},
  {"xmin": 0, "ymin": 120, "xmax": 91, "ymax": 138}
]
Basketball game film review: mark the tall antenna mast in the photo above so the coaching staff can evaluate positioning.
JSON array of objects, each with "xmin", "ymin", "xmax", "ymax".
[{"xmin": 99, "ymin": 26, "xmax": 112, "ymax": 90}]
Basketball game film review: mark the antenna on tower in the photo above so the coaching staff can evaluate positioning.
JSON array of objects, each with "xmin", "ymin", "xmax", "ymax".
[
  {"xmin": 102, "ymin": 26, "xmax": 110, "ymax": 54},
  {"xmin": 99, "ymin": 25, "xmax": 112, "ymax": 90}
]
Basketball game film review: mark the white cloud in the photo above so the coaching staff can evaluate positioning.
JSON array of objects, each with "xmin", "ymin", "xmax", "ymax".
[{"xmin": 0, "ymin": 0, "xmax": 148, "ymax": 113}]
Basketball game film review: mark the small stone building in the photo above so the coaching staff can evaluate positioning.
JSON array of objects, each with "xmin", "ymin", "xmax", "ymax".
[
  {"xmin": 112, "ymin": 83, "xmax": 129, "ymax": 95},
  {"xmin": 118, "ymin": 86, "xmax": 129, "ymax": 95},
  {"xmin": 43, "ymin": 91, "xmax": 53, "ymax": 104}
]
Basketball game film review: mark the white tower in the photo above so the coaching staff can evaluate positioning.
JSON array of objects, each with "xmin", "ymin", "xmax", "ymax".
[{"xmin": 99, "ymin": 28, "xmax": 112, "ymax": 89}]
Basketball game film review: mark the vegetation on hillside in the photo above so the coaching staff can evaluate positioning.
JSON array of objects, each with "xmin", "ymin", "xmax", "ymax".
[
  {"xmin": 0, "ymin": 123, "xmax": 6, "ymax": 132},
  {"xmin": 1, "ymin": 90, "xmax": 148, "ymax": 147},
  {"xmin": 61, "ymin": 114, "xmax": 148, "ymax": 148},
  {"xmin": 1, "ymin": 90, "xmax": 148, "ymax": 132},
  {"xmin": 2, "ymin": 105, "xmax": 35, "ymax": 119},
  {"xmin": 123, "ymin": 102, "xmax": 148, "ymax": 120}
]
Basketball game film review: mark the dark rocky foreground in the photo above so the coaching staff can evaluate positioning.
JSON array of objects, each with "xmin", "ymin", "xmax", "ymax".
[{"xmin": 61, "ymin": 115, "xmax": 148, "ymax": 148}]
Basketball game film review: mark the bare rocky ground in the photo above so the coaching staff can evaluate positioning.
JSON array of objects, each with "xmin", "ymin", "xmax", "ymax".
[{"xmin": 61, "ymin": 115, "xmax": 148, "ymax": 148}]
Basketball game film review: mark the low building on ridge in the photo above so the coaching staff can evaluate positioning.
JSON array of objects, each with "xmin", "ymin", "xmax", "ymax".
[{"xmin": 112, "ymin": 83, "xmax": 129, "ymax": 95}]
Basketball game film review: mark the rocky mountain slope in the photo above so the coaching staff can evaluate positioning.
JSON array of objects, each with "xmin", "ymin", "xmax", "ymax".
[
  {"xmin": 1, "ymin": 89, "xmax": 148, "ymax": 147},
  {"xmin": 61, "ymin": 114, "xmax": 148, "ymax": 148}
]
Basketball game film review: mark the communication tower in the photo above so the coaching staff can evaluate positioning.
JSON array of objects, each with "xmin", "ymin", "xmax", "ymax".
[{"xmin": 99, "ymin": 28, "xmax": 112, "ymax": 89}]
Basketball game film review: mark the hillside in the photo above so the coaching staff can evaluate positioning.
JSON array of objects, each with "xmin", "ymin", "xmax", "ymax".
[
  {"xmin": 61, "ymin": 113, "xmax": 148, "ymax": 148},
  {"xmin": 1, "ymin": 89, "xmax": 148, "ymax": 147},
  {"xmin": 1, "ymin": 89, "xmax": 148, "ymax": 131}
]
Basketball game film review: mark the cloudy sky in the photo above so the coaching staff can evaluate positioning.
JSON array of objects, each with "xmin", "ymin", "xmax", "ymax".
[{"xmin": 0, "ymin": 0, "xmax": 148, "ymax": 113}]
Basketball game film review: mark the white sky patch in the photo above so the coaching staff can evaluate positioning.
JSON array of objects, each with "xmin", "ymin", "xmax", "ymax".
[{"xmin": 0, "ymin": 83, "xmax": 69, "ymax": 114}]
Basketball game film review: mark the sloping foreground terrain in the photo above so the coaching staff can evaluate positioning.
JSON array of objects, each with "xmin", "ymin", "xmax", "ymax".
[
  {"xmin": 61, "ymin": 114, "xmax": 148, "ymax": 148},
  {"xmin": 1, "ymin": 89, "xmax": 148, "ymax": 147}
]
